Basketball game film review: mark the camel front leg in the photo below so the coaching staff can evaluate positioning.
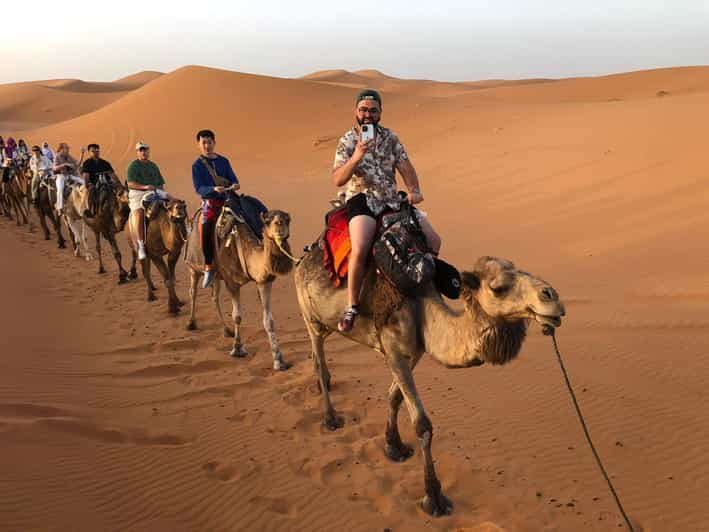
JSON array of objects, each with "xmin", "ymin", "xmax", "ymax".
[
  {"xmin": 226, "ymin": 284, "xmax": 249, "ymax": 357},
  {"xmin": 80, "ymin": 221, "xmax": 93, "ymax": 261},
  {"xmin": 384, "ymin": 382, "xmax": 415, "ymax": 462},
  {"xmin": 151, "ymin": 255, "xmax": 178, "ymax": 314},
  {"xmin": 256, "ymin": 282, "xmax": 291, "ymax": 371},
  {"xmin": 388, "ymin": 355, "xmax": 453, "ymax": 517},
  {"xmin": 186, "ymin": 268, "xmax": 201, "ymax": 330}
]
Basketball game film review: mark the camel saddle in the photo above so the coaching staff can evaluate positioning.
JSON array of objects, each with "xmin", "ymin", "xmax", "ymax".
[
  {"xmin": 183, "ymin": 194, "xmax": 268, "ymax": 268},
  {"xmin": 318, "ymin": 199, "xmax": 461, "ymax": 299}
]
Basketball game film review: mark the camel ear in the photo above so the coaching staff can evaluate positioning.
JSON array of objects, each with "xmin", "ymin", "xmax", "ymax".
[
  {"xmin": 260, "ymin": 212, "xmax": 268, "ymax": 223},
  {"xmin": 459, "ymin": 271, "xmax": 480, "ymax": 304}
]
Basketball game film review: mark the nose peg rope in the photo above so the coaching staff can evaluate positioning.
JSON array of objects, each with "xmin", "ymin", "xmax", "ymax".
[{"xmin": 543, "ymin": 325, "xmax": 635, "ymax": 532}]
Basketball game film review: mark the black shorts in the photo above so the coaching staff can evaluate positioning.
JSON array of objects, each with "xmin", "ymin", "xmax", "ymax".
[{"xmin": 346, "ymin": 193, "xmax": 375, "ymax": 221}]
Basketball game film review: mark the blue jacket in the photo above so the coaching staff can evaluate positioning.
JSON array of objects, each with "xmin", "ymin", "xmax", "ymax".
[{"xmin": 192, "ymin": 155, "xmax": 239, "ymax": 200}]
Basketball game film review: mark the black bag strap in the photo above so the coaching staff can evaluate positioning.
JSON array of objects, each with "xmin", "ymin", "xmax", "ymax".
[{"xmin": 199, "ymin": 156, "xmax": 232, "ymax": 188}]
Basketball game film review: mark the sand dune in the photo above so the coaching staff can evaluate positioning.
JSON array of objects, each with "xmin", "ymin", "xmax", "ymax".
[
  {"xmin": 2, "ymin": 64, "xmax": 709, "ymax": 531},
  {"xmin": 0, "ymin": 71, "xmax": 161, "ymax": 131}
]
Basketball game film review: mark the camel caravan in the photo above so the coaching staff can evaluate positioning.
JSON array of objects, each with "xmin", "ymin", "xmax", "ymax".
[{"xmin": 1, "ymin": 90, "xmax": 566, "ymax": 517}]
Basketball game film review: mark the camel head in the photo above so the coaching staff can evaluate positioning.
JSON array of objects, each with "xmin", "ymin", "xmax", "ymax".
[
  {"xmin": 115, "ymin": 187, "xmax": 131, "ymax": 232},
  {"xmin": 460, "ymin": 256, "xmax": 565, "ymax": 330},
  {"xmin": 260, "ymin": 210, "xmax": 291, "ymax": 243},
  {"xmin": 167, "ymin": 199, "xmax": 187, "ymax": 222}
]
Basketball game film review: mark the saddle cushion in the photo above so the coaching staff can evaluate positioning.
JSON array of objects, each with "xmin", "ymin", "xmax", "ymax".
[{"xmin": 321, "ymin": 206, "xmax": 351, "ymax": 287}]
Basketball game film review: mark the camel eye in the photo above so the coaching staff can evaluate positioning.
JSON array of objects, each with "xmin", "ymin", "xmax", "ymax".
[{"xmin": 490, "ymin": 284, "xmax": 509, "ymax": 297}]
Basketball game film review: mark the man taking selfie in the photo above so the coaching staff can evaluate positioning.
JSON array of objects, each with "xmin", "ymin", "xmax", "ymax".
[{"xmin": 331, "ymin": 89, "xmax": 441, "ymax": 332}]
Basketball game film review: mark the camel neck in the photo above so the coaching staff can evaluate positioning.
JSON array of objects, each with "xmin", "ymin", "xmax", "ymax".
[{"xmin": 421, "ymin": 292, "xmax": 526, "ymax": 368}]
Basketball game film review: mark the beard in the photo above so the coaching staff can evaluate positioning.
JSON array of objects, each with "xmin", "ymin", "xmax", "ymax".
[{"xmin": 356, "ymin": 116, "xmax": 380, "ymax": 126}]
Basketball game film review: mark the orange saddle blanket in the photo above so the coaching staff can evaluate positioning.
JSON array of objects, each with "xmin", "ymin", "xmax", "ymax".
[{"xmin": 322, "ymin": 206, "xmax": 351, "ymax": 287}]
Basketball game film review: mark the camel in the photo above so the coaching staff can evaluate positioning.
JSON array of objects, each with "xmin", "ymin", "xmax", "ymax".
[
  {"xmin": 82, "ymin": 178, "xmax": 132, "ymax": 282},
  {"xmin": 294, "ymin": 250, "xmax": 565, "ymax": 517},
  {"xmin": 34, "ymin": 173, "xmax": 67, "ymax": 248},
  {"xmin": 126, "ymin": 199, "xmax": 188, "ymax": 314},
  {"xmin": 61, "ymin": 183, "xmax": 94, "ymax": 261},
  {"xmin": 185, "ymin": 208, "xmax": 295, "ymax": 370},
  {"xmin": 1, "ymin": 167, "xmax": 30, "ymax": 226}
]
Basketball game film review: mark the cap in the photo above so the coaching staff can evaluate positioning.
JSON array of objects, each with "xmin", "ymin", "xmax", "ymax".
[
  {"xmin": 356, "ymin": 88, "xmax": 382, "ymax": 107},
  {"xmin": 135, "ymin": 141, "xmax": 149, "ymax": 150}
]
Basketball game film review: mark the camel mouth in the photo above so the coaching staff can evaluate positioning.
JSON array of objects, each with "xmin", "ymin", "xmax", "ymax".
[{"xmin": 528, "ymin": 306, "xmax": 563, "ymax": 328}]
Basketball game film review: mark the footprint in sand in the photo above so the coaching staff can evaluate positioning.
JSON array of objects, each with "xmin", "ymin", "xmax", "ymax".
[
  {"xmin": 202, "ymin": 461, "xmax": 238, "ymax": 481},
  {"xmin": 202, "ymin": 460, "xmax": 261, "ymax": 482}
]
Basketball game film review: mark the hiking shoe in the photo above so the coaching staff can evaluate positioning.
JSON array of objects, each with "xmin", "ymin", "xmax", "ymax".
[
  {"xmin": 338, "ymin": 306, "xmax": 359, "ymax": 333},
  {"xmin": 137, "ymin": 241, "xmax": 147, "ymax": 261},
  {"xmin": 202, "ymin": 270, "xmax": 215, "ymax": 289}
]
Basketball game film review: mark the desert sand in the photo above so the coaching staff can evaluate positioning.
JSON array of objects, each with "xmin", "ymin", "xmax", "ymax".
[{"xmin": 1, "ymin": 65, "xmax": 708, "ymax": 531}]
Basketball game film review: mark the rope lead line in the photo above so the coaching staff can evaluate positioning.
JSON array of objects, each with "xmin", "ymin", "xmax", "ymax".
[{"xmin": 544, "ymin": 326, "xmax": 635, "ymax": 532}]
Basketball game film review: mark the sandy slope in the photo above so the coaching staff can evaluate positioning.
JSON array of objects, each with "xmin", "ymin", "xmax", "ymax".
[{"xmin": 2, "ymin": 65, "xmax": 709, "ymax": 531}]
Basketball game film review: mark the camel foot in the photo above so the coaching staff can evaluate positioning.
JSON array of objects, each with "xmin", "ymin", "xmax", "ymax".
[
  {"xmin": 99, "ymin": 266, "xmax": 106, "ymax": 274},
  {"xmin": 273, "ymin": 358, "xmax": 292, "ymax": 371},
  {"xmin": 118, "ymin": 272, "xmax": 128, "ymax": 284},
  {"xmin": 223, "ymin": 327, "xmax": 235, "ymax": 338},
  {"xmin": 421, "ymin": 492, "xmax": 453, "ymax": 517},
  {"xmin": 168, "ymin": 304, "xmax": 180, "ymax": 315},
  {"xmin": 324, "ymin": 412, "xmax": 344, "ymax": 431},
  {"xmin": 230, "ymin": 346, "xmax": 249, "ymax": 358},
  {"xmin": 177, "ymin": 299, "xmax": 185, "ymax": 307},
  {"xmin": 384, "ymin": 441, "xmax": 414, "ymax": 462},
  {"xmin": 58, "ymin": 240, "xmax": 66, "ymax": 249},
  {"xmin": 44, "ymin": 234, "xmax": 51, "ymax": 241},
  {"xmin": 128, "ymin": 269, "xmax": 138, "ymax": 280},
  {"xmin": 186, "ymin": 320, "xmax": 197, "ymax": 331},
  {"xmin": 85, "ymin": 254, "xmax": 93, "ymax": 261},
  {"xmin": 147, "ymin": 293, "xmax": 157, "ymax": 302}
]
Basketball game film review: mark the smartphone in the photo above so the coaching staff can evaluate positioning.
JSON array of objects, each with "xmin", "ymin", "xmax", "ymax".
[{"xmin": 360, "ymin": 124, "xmax": 375, "ymax": 143}]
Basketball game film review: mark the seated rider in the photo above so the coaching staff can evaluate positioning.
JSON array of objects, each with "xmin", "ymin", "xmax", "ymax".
[
  {"xmin": 52, "ymin": 143, "xmax": 85, "ymax": 215},
  {"xmin": 126, "ymin": 141, "xmax": 170, "ymax": 260},
  {"xmin": 331, "ymin": 89, "xmax": 442, "ymax": 332},
  {"xmin": 29, "ymin": 145, "xmax": 53, "ymax": 206},
  {"xmin": 80, "ymin": 143, "xmax": 121, "ymax": 217},
  {"xmin": 191, "ymin": 129, "xmax": 239, "ymax": 289}
]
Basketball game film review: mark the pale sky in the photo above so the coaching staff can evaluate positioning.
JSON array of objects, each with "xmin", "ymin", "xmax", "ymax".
[{"xmin": 4, "ymin": 0, "xmax": 708, "ymax": 84}]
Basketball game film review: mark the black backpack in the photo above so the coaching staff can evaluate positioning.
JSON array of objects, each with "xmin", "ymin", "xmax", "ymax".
[{"xmin": 373, "ymin": 203, "xmax": 435, "ymax": 295}]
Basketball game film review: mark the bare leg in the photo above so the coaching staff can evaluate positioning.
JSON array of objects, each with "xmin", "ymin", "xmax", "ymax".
[
  {"xmin": 419, "ymin": 215, "xmax": 441, "ymax": 254},
  {"xmin": 256, "ymin": 282, "xmax": 291, "ymax": 371},
  {"xmin": 347, "ymin": 215, "xmax": 377, "ymax": 306},
  {"xmin": 186, "ymin": 268, "xmax": 201, "ymax": 330}
]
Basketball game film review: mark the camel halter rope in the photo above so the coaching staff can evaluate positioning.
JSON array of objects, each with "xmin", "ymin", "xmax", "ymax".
[
  {"xmin": 542, "ymin": 326, "xmax": 635, "ymax": 532},
  {"xmin": 274, "ymin": 237, "xmax": 302, "ymax": 265}
]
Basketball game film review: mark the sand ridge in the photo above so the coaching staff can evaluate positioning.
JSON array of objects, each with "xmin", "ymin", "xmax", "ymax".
[{"xmin": 2, "ymin": 64, "xmax": 709, "ymax": 531}]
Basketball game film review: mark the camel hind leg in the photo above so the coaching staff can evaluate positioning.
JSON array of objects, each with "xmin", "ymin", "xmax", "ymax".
[
  {"xmin": 224, "ymin": 284, "xmax": 249, "ymax": 357},
  {"xmin": 256, "ymin": 282, "xmax": 291, "ymax": 371},
  {"xmin": 95, "ymin": 230, "xmax": 106, "ymax": 274},
  {"xmin": 305, "ymin": 319, "xmax": 341, "ymax": 430}
]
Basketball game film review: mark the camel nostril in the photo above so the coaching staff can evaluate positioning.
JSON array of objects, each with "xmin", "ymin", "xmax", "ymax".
[{"xmin": 540, "ymin": 287, "xmax": 556, "ymax": 302}]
